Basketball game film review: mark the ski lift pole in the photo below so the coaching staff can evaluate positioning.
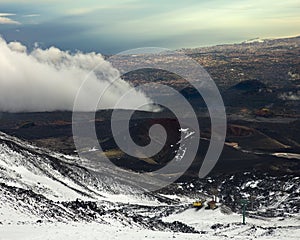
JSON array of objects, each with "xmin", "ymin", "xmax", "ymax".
[{"xmin": 240, "ymin": 199, "xmax": 249, "ymax": 225}]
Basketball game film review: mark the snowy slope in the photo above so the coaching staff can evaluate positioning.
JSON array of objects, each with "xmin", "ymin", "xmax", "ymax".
[
  {"xmin": 164, "ymin": 208, "xmax": 300, "ymax": 239},
  {"xmin": 0, "ymin": 131, "xmax": 168, "ymax": 203},
  {"xmin": 0, "ymin": 131, "xmax": 299, "ymax": 239},
  {"xmin": 1, "ymin": 206, "xmax": 299, "ymax": 240}
]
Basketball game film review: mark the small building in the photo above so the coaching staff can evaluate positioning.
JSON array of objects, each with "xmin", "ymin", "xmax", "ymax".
[{"xmin": 206, "ymin": 200, "xmax": 218, "ymax": 210}]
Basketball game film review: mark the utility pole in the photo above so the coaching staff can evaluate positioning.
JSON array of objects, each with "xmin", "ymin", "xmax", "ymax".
[
  {"xmin": 249, "ymin": 195, "xmax": 256, "ymax": 210},
  {"xmin": 240, "ymin": 199, "xmax": 249, "ymax": 225}
]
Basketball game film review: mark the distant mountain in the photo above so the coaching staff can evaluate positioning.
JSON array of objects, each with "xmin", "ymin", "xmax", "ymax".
[
  {"xmin": 222, "ymin": 80, "xmax": 277, "ymax": 108},
  {"xmin": 229, "ymin": 80, "xmax": 267, "ymax": 93}
]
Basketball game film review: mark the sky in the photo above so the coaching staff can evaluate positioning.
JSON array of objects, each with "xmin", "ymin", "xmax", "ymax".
[{"xmin": 0, "ymin": 0, "xmax": 299, "ymax": 54}]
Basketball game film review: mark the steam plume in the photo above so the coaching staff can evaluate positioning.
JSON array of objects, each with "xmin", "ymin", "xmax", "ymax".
[{"xmin": 0, "ymin": 37, "xmax": 152, "ymax": 112}]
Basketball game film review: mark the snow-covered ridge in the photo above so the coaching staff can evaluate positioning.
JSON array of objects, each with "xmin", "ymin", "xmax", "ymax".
[
  {"xmin": 0, "ymin": 131, "xmax": 167, "ymax": 203},
  {"xmin": 1, "ymin": 131, "xmax": 300, "ymax": 239}
]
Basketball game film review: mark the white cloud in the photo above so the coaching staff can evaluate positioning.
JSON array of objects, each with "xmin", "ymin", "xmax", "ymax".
[
  {"xmin": 67, "ymin": 7, "xmax": 95, "ymax": 16},
  {"xmin": 65, "ymin": 2, "xmax": 140, "ymax": 15},
  {"xmin": 0, "ymin": 13, "xmax": 16, "ymax": 17},
  {"xmin": 7, "ymin": 41, "xmax": 27, "ymax": 53},
  {"xmin": 23, "ymin": 14, "xmax": 40, "ymax": 17},
  {"xmin": 0, "ymin": 16, "xmax": 20, "ymax": 25},
  {"xmin": 0, "ymin": 13, "xmax": 20, "ymax": 25},
  {"xmin": 0, "ymin": 37, "xmax": 153, "ymax": 112}
]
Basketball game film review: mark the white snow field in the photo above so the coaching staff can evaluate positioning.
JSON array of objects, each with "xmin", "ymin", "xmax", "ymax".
[
  {"xmin": 1, "ymin": 208, "xmax": 299, "ymax": 240},
  {"xmin": 0, "ymin": 131, "xmax": 299, "ymax": 240}
]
